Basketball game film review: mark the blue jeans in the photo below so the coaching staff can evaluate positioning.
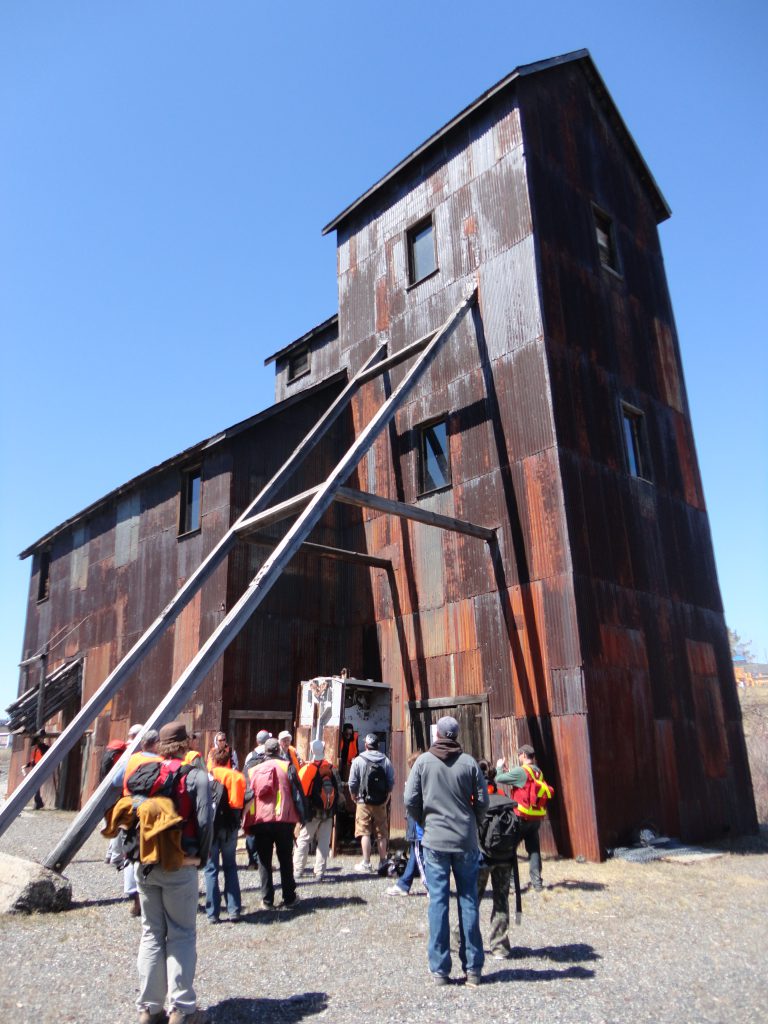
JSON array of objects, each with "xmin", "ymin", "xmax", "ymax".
[
  {"xmin": 422, "ymin": 846, "xmax": 484, "ymax": 976},
  {"xmin": 204, "ymin": 826, "xmax": 241, "ymax": 920},
  {"xmin": 396, "ymin": 840, "xmax": 427, "ymax": 894}
]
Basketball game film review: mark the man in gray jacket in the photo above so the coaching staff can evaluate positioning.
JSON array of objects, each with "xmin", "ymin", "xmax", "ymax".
[
  {"xmin": 404, "ymin": 716, "xmax": 489, "ymax": 986},
  {"xmin": 348, "ymin": 733, "xmax": 395, "ymax": 873}
]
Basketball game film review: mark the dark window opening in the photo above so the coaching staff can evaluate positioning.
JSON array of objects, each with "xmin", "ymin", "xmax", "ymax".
[
  {"xmin": 287, "ymin": 347, "xmax": 310, "ymax": 382},
  {"xmin": 37, "ymin": 550, "xmax": 51, "ymax": 602},
  {"xmin": 622, "ymin": 404, "xmax": 651, "ymax": 481},
  {"xmin": 419, "ymin": 419, "xmax": 451, "ymax": 494},
  {"xmin": 407, "ymin": 216, "xmax": 437, "ymax": 285},
  {"xmin": 180, "ymin": 469, "xmax": 202, "ymax": 535},
  {"xmin": 593, "ymin": 206, "xmax": 619, "ymax": 273}
]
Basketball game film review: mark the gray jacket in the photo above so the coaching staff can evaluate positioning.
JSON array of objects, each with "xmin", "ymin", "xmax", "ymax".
[
  {"xmin": 348, "ymin": 749, "xmax": 395, "ymax": 803},
  {"xmin": 404, "ymin": 749, "xmax": 489, "ymax": 853}
]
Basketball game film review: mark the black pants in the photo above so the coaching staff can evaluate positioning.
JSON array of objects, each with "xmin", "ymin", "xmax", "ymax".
[
  {"xmin": 250, "ymin": 822, "xmax": 296, "ymax": 905},
  {"xmin": 515, "ymin": 819, "xmax": 542, "ymax": 888}
]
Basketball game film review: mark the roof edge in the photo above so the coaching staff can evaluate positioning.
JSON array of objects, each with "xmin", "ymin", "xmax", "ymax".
[
  {"xmin": 322, "ymin": 48, "xmax": 670, "ymax": 235},
  {"xmin": 19, "ymin": 370, "xmax": 348, "ymax": 560},
  {"xmin": 264, "ymin": 313, "xmax": 338, "ymax": 366}
]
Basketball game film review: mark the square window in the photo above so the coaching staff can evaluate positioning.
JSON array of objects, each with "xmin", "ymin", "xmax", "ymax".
[
  {"xmin": 407, "ymin": 216, "xmax": 437, "ymax": 285},
  {"xmin": 287, "ymin": 346, "xmax": 310, "ymax": 383},
  {"xmin": 37, "ymin": 549, "xmax": 51, "ymax": 602},
  {"xmin": 621, "ymin": 404, "xmax": 651, "ymax": 481},
  {"xmin": 180, "ymin": 469, "xmax": 202, "ymax": 535},
  {"xmin": 419, "ymin": 419, "xmax": 451, "ymax": 494},
  {"xmin": 593, "ymin": 206, "xmax": 619, "ymax": 273}
]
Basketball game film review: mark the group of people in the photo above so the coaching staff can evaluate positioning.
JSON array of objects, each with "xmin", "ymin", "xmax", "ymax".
[{"xmin": 102, "ymin": 714, "xmax": 552, "ymax": 1022}]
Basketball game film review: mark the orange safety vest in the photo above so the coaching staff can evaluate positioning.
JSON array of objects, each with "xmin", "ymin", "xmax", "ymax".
[
  {"xmin": 286, "ymin": 745, "xmax": 301, "ymax": 774},
  {"xmin": 123, "ymin": 752, "xmax": 162, "ymax": 795},
  {"xmin": 512, "ymin": 763, "xmax": 554, "ymax": 818},
  {"xmin": 211, "ymin": 765, "xmax": 247, "ymax": 810},
  {"xmin": 183, "ymin": 749, "xmax": 205, "ymax": 768},
  {"xmin": 340, "ymin": 732, "xmax": 359, "ymax": 768}
]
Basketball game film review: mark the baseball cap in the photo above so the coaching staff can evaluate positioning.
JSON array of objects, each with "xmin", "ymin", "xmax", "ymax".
[{"xmin": 435, "ymin": 716, "xmax": 459, "ymax": 739}]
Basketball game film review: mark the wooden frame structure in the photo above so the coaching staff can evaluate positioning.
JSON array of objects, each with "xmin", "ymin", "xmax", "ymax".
[{"xmin": 0, "ymin": 286, "xmax": 484, "ymax": 873}]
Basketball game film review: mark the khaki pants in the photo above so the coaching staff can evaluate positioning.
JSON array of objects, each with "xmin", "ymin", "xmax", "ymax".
[
  {"xmin": 136, "ymin": 864, "xmax": 199, "ymax": 1015},
  {"xmin": 293, "ymin": 815, "xmax": 334, "ymax": 877}
]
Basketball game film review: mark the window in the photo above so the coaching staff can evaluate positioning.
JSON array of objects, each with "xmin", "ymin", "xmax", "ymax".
[
  {"xmin": 180, "ymin": 469, "xmax": 202, "ymax": 534},
  {"xmin": 37, "ymin": 549, "xmax": 51, "ymax": 602},
  {"xmin": 593, "ymin": 206, "xmax": 619, "ymax": 273},
  {"xmin": 419, "ymin": 419, "xmax": 451, "ymax": 494},
  {"xmin": 287, "ymin": 346, "xmax": 310, "ymax": 383},
  {"xmin": 407, "ymin": 216, "xmax": 437, "ymax": 285},
  {"xmin": 621, "ymin": 403, "xmax": 651, "ymax": 481}
]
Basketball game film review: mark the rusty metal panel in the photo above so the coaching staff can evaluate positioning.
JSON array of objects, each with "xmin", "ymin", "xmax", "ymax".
[{"xmin": 547, "ymin": 713, "xmax": 601, "ymax": 861}]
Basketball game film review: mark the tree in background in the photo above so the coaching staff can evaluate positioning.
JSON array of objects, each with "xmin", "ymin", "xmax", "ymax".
[{"xmin": 729, "ymin": 628, "xmax": 754, "ymax": 665}]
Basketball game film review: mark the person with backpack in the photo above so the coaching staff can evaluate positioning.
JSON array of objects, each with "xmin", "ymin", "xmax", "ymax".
[
  {"xmin": 293, "ymin": 739, "xmax": 343, "ymax": 881},
  {"xmin": 495, "ymin": 744, "xmax": 554, "ymax": 893},
  {"xmin": 131, "ymin": 720, "xmax": 211, "ymax": 1024},
  {"xmin": 348, "ymin": 733, "xmax": 395, "ymax": 874},
  {"xmin": 242, "ymin": 736, "xmax": 305, "ymax": 909},
  {"xmin": 204, "ymin": 747, "xmax": 248, "ymax": 923},
  {"xmin": 404, "ymin": 716, "xmax": 489, "ymax": 986},
  {"xmin": 475, "ymin": 759, "xmax": 522, "ymax": 960}
]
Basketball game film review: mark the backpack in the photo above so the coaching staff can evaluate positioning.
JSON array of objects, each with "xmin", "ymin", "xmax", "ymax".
[
  {"xmin": 479, "ymin": 795, "xmax": 520, "ymax": 861},
  {"xmin": 519, "ymin": 764, "xmax": 554, "ymax": 814},
  {"xmin": 100, "ymin": 741, "xmax": 127, "ymax": 781},
  {"xmin": 359, "ymin": 758, "xmax": 388, "ymax": 806},
  {"xmin": 211, "ymin": 779, "xmax": 242, "ymax": 832},
  {"xmin": 126, "ymin": 757, "xmax": 195, "ymax": 837},
  {"xmin": 300, "ymin": 760, "xmax": 337, "ymax": 816}
]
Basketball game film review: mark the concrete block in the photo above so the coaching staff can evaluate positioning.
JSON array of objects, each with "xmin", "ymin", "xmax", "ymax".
[{"xmin": 0, "ymin": 851, "xmax": 72, "ymax": 913}]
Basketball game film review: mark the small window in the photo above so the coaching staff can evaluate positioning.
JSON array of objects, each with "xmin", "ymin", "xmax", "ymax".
[
  {"xmin": 593, "ymin": 206, "xmax": 619, "ymax": 273},
  {"xmin": 180, "ymin": 469, "xmax": 202, "ymax": 535},
  {"xmin": 621, "ymin": 404, "xmax": 651, "ymax": 481},
  {"xmin": 419, "ymin": 419, "xmax": 451, "ymax": 494},
  {"xmin": 37, "ymin": 549, "xmax": 51, "ymax": 602},
  {"xmin": 407, "ymin": 216, "xmax": 437, "ymax": 285},
  {"xmin": 287, "ymin": 347, "xmax": 310, "ymax": 383}
]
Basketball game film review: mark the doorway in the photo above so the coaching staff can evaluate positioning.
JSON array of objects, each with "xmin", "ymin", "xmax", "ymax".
[{"xmin": 407, "ymin": 695, "xmax": 490, "ymax": 761}]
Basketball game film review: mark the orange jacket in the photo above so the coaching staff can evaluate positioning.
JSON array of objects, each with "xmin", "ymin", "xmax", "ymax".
[
  {"xmin": 211, "ymin": 765, "xmax": 247, "ymax": 810},
  {"xmin": 340, "ymin": 732, "xmax": 359, "ymax": 769},
  {"xmin": 123, "ymin": 751, "xmax": 162, "ymax": 796}
]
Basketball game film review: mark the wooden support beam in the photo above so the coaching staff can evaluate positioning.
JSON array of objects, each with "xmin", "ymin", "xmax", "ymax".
[
  {"xmin": 233, "ymin": 486, "xmax": 321, "ymax": 536},
  {"xmin": 0, "ymin": 343, "xmax": 388, "ymax": 844},
  {"xmin": 43, "ymin": 286, "xmax": 475, "ymax": 872},
  {"xmin": 244, "ymin": 534, "xmax": 392, "ymax": 570},
  {"xmin": 354, "ymin": 329, "xmax": 435, "ymax": 385},
  {"xmin": 335, "ymin": 486, "xmax": 496, "ymax": 541}
]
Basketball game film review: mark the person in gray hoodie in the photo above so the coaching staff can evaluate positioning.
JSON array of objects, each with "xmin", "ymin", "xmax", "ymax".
[
  {"xmin": 404, "ymin": 716, "xmax": 489, "ymax": 986},
  {"xmin": 348, "ymin": 733, "xmax": 395, "ymax": 873}
]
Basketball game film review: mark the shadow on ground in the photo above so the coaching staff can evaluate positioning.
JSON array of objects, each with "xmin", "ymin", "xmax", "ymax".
[{"xmin": 206, "ymin": 992, "xmax": 328, "ymax": 1023}]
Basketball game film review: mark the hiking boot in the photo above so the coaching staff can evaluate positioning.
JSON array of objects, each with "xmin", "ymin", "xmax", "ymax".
[
  {"xmin": 283, "ymin": 894, "xmax": 299, "ymax": 909},
  {"xmin": 431, "ymin": 973, "xmax": 449, "ymax": 986},
  {"xmin": 138, "ymin": 1011, "xmax": 167, "ymax": 1024},
  {"xmin": 385, "ymin": 884, "xmax": 409, "ymax": 896},
  {"xmin": 492, "ymin": 947, "xmax": 513, "ymax": 960},
  {"xmin": 168, "ymin": 1010, "xmax": 206, "ymax": 1024},
  {"xmin": 353, "ymin": 861, "xmax": 374, "ymax": 873},
  {"xmin": 465, "ymin": 972, "xmax": 482, "ymax": 987}
]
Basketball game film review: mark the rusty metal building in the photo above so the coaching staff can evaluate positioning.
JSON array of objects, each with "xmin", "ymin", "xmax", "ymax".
[{"xmin": 9, "ymin": 50, "xmax": 757, "ymax": 859}]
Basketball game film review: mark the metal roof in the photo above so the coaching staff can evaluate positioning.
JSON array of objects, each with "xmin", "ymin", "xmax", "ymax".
[
  {"xmin": 322, "ymin": 49, "xmax": 670, "ymax": 236},
  {"xmin": 263, "ymin": 314, "xmax": 338, "ymax": 366}
]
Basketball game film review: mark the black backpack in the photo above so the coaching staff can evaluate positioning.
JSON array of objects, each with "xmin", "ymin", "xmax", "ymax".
[
  {"xmin": 211, "ymin": 779, "xmax": 242, "ymax": 832},
  {"xmin": 479, "ymin": 794, "xmax": 520, "ymax": 861},
  {"xmin": 359, "ymin": 759, "xmax": 389, "ymax": 805}
]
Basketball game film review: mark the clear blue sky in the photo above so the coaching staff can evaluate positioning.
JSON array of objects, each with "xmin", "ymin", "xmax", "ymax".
[{"xmin": 1, "ymin": 1, "xmax": 766, "ymax": 712}]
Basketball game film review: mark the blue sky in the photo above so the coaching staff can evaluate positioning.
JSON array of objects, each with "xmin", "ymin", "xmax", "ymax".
[{"xmin": 1, "ymin": 1, "xmax": 766, "ymax": 711}]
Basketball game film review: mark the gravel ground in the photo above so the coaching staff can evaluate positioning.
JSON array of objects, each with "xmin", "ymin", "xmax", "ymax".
[{"xmin": 0, "ymin": 803, "xmax": 766, "ymax": 1024}]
